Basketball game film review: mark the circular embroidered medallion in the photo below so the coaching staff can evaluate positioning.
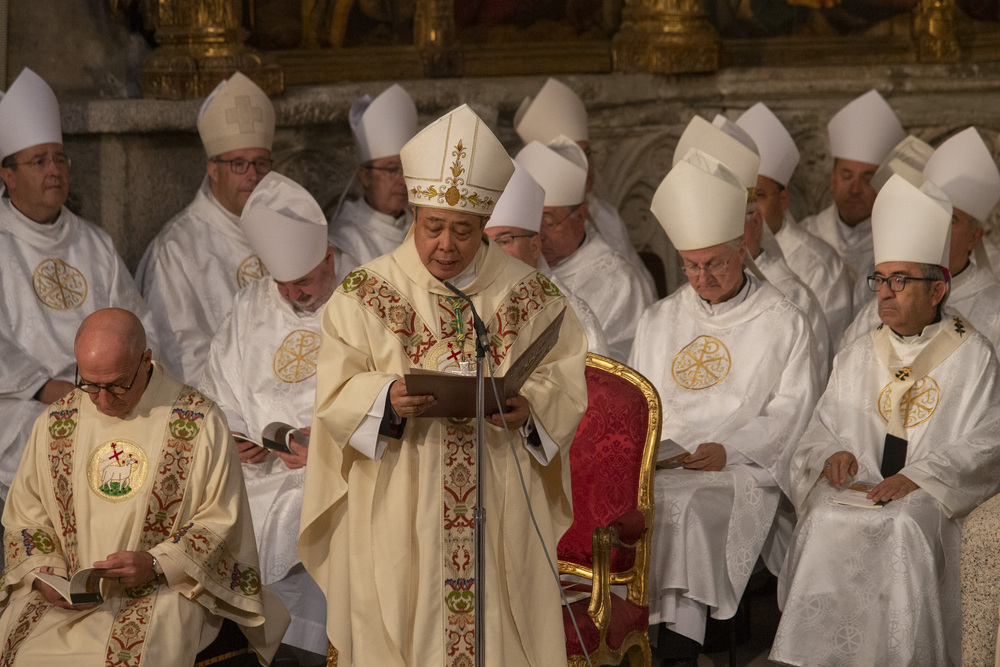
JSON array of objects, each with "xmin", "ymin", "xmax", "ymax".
[
  {"xmin": 878, "ymin": 376, "xmax": 940, "ymax": 428},
  {"xmin": 422, "ymin": 339, "xmax": 476, "ymax": 374},
  {"xmin": 87, "ymin": 439, "xmax": 149, "ymax": 502},
  {"xmin": 32, "ymin": 258, "xmax": 87, "ymax": 310},
  {"xmin": 273, "ymin": 330, "xmax": 321, "ymax": 383},
  {"xmin": 236, "ymin": 254, "xmax": 268, "ymax": 289},
  {"xmin": 671, "ymin": 335, "xmax": 731, "ymax": 390}
]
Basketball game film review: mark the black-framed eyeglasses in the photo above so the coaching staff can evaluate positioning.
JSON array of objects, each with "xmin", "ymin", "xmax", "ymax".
[
  {"xmin": 75, "ymin": 354, "xmax": 144, "ymax": 396},
  {"xmin": 211, "ymin": 157, "xmax": 273, "ymax": 175},
  {"xmin": 364, "ymin": 164, "xmax": 404, "ymax": 178},
  {"xmin": 867, "ymin": 274, "xmax": 937, "ymax": 293},
  {"xmin": 491, "ymin": 233, "xmax": 536, "ymax": 248}
]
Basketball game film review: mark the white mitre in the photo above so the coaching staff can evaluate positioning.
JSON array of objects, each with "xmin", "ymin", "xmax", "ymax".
[
  {"xmin": 871, "ymin": 135, "xmax": 934, "ymax": 193},
  {"xmin": 486, "ymin": 162, "xmax": 545, "ymax": 233},
  {"xmin": 514, "ymin": 135, "xmax": 588, "ymax": 207},
  {"xmin": 514, "ymin": 78, "xmax": 589, "ymax": 144},
  {"xmin": 240, "ymin": 171, "xmax": 328, "ymax": 282},
  {"xmin": 197, "ymin": 72, "xmax": 275, "ymax": 158},
  {"xmin": 350, "ymin": 83, "xmax": 418, "ymax": 163},
  {"xmin": 872, "ymin": 174, "xmax": 952, "ymax": 268},
  {"xmin": 652, "ymin": 147, "xmax": 748, "ymax": 251},
  {"xmin": 923, "ymin": 127, "xmax": 1000, "ymax": 223},
  {"xmin": 828, "ymin": 89, "xmax": 905, "ymax": 166},
  {"xmin": 673, "ymin": 115, "xmax": 760, "ymax": 192},
  {"xmin": 735, "ymin": 103, "xmax": 799, "ymax": 187},
  {"xmin": 401, "ymin": 104, "xmax": 513, "ymax": 215},
  {"xmin": 0, "ymin": 68, "xmax": 62, "ymax": 160}
]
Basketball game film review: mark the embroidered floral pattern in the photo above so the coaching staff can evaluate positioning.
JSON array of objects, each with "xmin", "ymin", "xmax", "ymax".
[
  {"xmin": 442, "ymin": 420, "xmax": 476, "ymax": 665},
  {"xmin": 408, "ymin": 140, "xmax": 497, "ymax": 211},
  {"xmin": 168, "ymin": 522, "xmax": 261, "ymax": 598},
  {"xmin": 0, "ymin": 592, "xmax": 52, "ymax": 667},
  {"xmin": 104, "ymin": 594, "xmax": 156, "ymax": 667},
  {"xmin": 46, "ymin": 391, "xmax": 82, "ymax": 572}
]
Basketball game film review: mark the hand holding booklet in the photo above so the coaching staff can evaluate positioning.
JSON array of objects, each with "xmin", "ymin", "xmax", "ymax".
[
  {"xmin": 35, "ymin": 567, "xmax": 103, "ymax": 605},
  {"xmin": 832, "ymin": 480, "xmax": 889, "ymax": 508},
  {"xmin": 656, "ymin": 439, "xmax": 690, "ymax": 470},
  {"xmin": 403, "ymin": 307, "xmax": 566, "ymax": 419},
  {"xmin": 234, "ymin": 422, "xmax": 309, "ymax": 455}
]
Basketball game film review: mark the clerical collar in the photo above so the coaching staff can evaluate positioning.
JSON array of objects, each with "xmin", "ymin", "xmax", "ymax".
[
  {"xmin": 835, "ymin": 209, "xmax": 871, "ymax": 247},
  {"xmin": 698, "ymin": 271, "xmax": 756, "ymax": 316},
  {"xmin": 953, "ymin": 260, "xmax": 970, "ymax": 279},
  {"xmin": 888, "ymin": 311, "xmax": 943, "ymax": 341}
]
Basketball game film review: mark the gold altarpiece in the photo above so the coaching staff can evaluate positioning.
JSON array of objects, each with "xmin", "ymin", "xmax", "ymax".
[{"xmin": 127, "ymin": 0, "xmax": 999, "ymax": 98}]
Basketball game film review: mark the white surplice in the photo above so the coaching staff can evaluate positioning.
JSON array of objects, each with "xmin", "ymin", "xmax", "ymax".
[
  {"xmin": 328, "ymin": 197, "xmax": 412, "ymax": 266},
  {"xmin": 628, "ymin": 274, "xmax": 821, "ymax": 642},
  {"xmin": 839, "ymin": 260, "xmax": 1000, "ymax": 353},
  {"xmin": 136, "ymin": 176, "xmax": 267, "ymax": 385},
  {"xmin": 199, "ymin": 276, "xmax": 332, "ymax": 655},
  {"xmin": 755, "ymin": 249, "xmax": 832, "ymax": 375},
  {"xmin": 799, "ymin": 204, "xmax": 874, "ymax": 295},
  {"xmin": 0, "ymin": 198, "xmax": 156, "ymax": 500},
  {"xmin": 586, "ymin": 193, "xmax": 658, "ymax": 296},
  {"xmin": 550, "ymin": 232, "xmax": 655, "ymax": 363},
  {"xmin": 773, "ymin": 315, "xmax": 1000, "ymax": 666},
  {"xmin": 774, "ymin": 210, "xmax": 854, "ymax": 344}
]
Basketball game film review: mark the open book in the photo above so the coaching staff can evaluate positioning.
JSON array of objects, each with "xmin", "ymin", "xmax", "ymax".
[
  {"xmin": 234, "ymin": 422, "xmax": 309, "ymax": 455},
  {"xmin": 404, "ymin": 307, "xmax": 566, "ymax": 419},
  {"xmin": 35, "ymin": 567, "xmax": 103, "ymax": 605},
  {"xmin": 655, "ymin": 439, "xmax": 690, "ymax": 470},
  {"xmin": 831, "ymin": 480, "xmax": 888, "ymax": 508}
]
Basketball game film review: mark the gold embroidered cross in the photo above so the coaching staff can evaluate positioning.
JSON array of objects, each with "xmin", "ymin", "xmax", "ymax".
[{"xmin": 226, "ymin": 95, "xmax": 264, "ymax": 133}]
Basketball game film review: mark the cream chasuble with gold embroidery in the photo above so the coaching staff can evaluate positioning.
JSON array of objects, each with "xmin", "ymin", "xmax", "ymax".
[
  {"xmin": 136, "ymin": 176, "xmax": 270, "ymax": 385},
  {"xmin": 0, "ymin": 363, "xmax": 287, "ymax": 666},
  {"xmin": 199, "ymin": 276, "xmax": 335, "ymax": 655},
  {"xmin": 773, "ymin": 314, "xmax": 1000, "ymax": 667},
  {"xmin": 299, "ymin": 236, "xmax": 588, "ymax": 667},
  {"xmin": 628, "ymin": 276, "xmax": 821, "ymax": 639},
  {"xmin": 0, "ymin": 199, "xmax": 157, "ymax": 501}
]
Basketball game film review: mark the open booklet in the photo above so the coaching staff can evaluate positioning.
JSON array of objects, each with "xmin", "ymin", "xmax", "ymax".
[
  {"xmin": 655, "ymin": 439, "xmax": 690, "ymax": 470},
  {"xmin": 35, "ymin": 567, "xmax": 104, "ymax": 605},
  {"xmin": 404, "ymin": 307, "xmax": 567, "ymax": 419},
  {"xmin": 831, "ymin": 480, "xmax": 889, "ymax": 508},
  {"xmin": 234, "ymin": 422, "xmax": 309, "ymax": 455}
]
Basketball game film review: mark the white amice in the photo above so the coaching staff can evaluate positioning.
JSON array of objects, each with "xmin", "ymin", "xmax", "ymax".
[
  {"xmin": 199, "ymin": 276, "xmax": 334, "ymax": 655},
  {"xmin": 774, "ymin": 211, "xmax": 854, "ymax": 344},
  {"xmin": 550, "ymin": 232, "xmax": 654, "ymax": 362},
  {"xmin": 329, "ymin": 197, "xmax": 411, "ymax": 265},
  {"xmin": 137, "ymin": 176, "xmax": 268, "ymax": 385},
  {"xmin": 773, "ymin": 315, "xmax": 1000, "ymax": 666},
  {"xmin": 0, "ymin": 198, "xmax": 156, "ymax": 499},
  {"xmin": 839, "ymin": 259, "xmax": 1000, "ymax": 353},
  {"xmin": 628, "ymin": 274, "xmax": 821, "ymax": 643}
]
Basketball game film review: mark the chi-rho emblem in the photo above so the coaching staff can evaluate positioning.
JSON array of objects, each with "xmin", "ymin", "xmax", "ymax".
[
  {"xmin": 88, "ymin": 439, "xmax": 149, "ymax": 502},
  {"xmin": 671, "ymin": 335, "xmax": 731, "ymax": 390}
]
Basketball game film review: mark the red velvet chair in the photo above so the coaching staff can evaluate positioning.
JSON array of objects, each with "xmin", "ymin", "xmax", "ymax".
[{"xmin": 559, "ymin": 353, "xmax": 662, "ymax": 667}]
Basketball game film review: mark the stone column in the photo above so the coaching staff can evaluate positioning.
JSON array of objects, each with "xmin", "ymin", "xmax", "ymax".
[
  {"xmin": 612, "ymin": 0, "xmax": 719, "ymax": 74},
  {"xmin": 913, "ymin": 0, "xmax": 960, "ymax": 63},
  {"xmin": 138, "ymin": 0, "xmax": 284, "ymax": 99},
  {"xmin": 413, "ymin": 0, "xmax": 463, "ymax": 78}
]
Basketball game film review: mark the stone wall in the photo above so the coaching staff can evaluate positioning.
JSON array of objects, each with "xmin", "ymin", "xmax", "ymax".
[{"xmin": 56, "ymin": 64, "xmax": 1000, "ymax": 292}]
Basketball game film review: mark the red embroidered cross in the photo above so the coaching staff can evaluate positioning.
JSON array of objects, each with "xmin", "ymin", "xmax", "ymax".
[
  {"xmin": 445, "ymin": 347, "xmax": 464, "ymax": 363},
  {"xmin": 109, "ymin": 443, "xmax": 125, "ymax": 465}
]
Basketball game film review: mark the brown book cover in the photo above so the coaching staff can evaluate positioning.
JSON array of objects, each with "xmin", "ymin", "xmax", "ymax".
[{"xmin": 404, "ymin": 307, "xmax": 566, "ymax": 418}]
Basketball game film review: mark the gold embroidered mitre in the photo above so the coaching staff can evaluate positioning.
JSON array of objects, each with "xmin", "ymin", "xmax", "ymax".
[
  {"xmin": 400, "ymin": 104, "xmax": 514, "ymax": 215},
  {"xmin": 197, "ymin": 71, "xmax": 275, "ymax": 157}
]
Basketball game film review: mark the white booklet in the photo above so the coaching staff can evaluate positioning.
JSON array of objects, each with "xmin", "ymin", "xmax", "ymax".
[
  {"xmin": 831, "ymin": 480, "xmax": 888, "ymax": 508},
  {"xmin": 35, "ymin": 567, "xmax": 104, "ymax": 604},
  {"xmin": 656, "ymin": 439, "xmax": 690, "ymax": 470}
]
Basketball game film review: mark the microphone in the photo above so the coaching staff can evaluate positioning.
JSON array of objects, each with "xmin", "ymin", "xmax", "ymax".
[{"xmin": 443, "ymin": 281, "xmax": 490, "ymax": 356}]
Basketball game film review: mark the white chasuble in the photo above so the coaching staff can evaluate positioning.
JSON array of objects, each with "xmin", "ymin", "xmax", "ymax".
[
  {"xmin": 0, "ymin": 364, "xmax": 286, "ymax": 666},
  {"xmin": 775, "ymin": 211, "xmax": 854, "ymax": 345},
  {"xmin": 586, "ymin": 193, "xmax": 657, "ymax": 296},
  {"xmin": 199, "ymin": 277, "xmax": 327, "ymax": 654},
  {"xmin": 329, "ymin": 197, "xmax": 411, "ymax": 265},
  {"xmin": 549, "ymin": 232, "xmax": 654, "ymax": 363},
  {"xmin": 772, "ymin": 315, "xmax": 1000, "ymax": 667},
  {"xmin": 799, "ymin": 204, "xmax": 874, "ymax": 292},
  {"xmin": 299, "ymin": 236, "xmax": 588, "ymax": 667},
  {"xmin": 0, "ymin": 199, "xmax": 156, "ymax": 500},
  {"xmin": 136, "ymin": 176, "xmax": 269, "ymax": 385},
  {"xmin": 628, "ymin": 278, "xmax": 821, "ymax": 634},
  {"xmin": 537, "ymin": 258, "xmax": 609, "ymax": 357},
  {"xmin": 839, "ymin": 260, "xmax": 1000, "ymax": 353}
]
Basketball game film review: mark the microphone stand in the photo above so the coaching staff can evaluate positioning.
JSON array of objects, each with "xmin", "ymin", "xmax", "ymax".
[{"xmin": 444, "ymin": 281, "xmax": 489, "ymax": 667}]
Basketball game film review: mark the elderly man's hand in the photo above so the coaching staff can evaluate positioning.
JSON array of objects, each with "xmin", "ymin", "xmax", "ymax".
[
  {"xmin": 32, "ymin": 566, "xmax": 97, "ymax": 611},
  {"xmin": 93, "ymin": 551, "xmax": 157, "ymax": 588},
  {"xmin": 868, "ymin": 474, "xmax": 918, "ymax": 503},
  {"xmin": 274, "ymin": 427, "xmax": 310, "ymax": 469},
  {"xmin": 234, "ymin": 435, "xmax": 269, "ymax": 464},
  {"xmin": 683, "ymin": 442, "xmax": 727, "ymax": 471},
  {"xmin": 486, "ymin": 395, "xmax": 530, "ymax": 430},
  {"xmin": 823, "ymin": 451, "xmax": 858, "ymax": 487},
  {"xmin": 389, "ymin": 379, "xmax": 437, "ymax": 419}
]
